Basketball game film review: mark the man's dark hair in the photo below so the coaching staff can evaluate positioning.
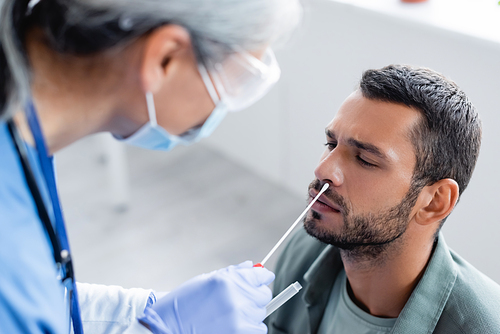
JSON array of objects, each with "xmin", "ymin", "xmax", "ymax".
[{"xmin": 359, "ymin": 65, "xmax": 482, "ymax": 201}]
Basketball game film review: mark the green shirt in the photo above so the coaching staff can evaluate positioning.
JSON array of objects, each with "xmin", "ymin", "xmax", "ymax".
[
  {"xmin": 266, "ymin": 229, "xmax": 500, "ymax": 334},
  {"xmin": 317, "ymin": 270, "xmax": 396, "ymax": 334}
]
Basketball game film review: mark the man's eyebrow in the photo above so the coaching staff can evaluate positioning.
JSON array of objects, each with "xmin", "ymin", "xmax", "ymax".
[
  {"xmin": 325, "ymin": 129, "xmax": 388, "ymax": 160},
  {"xmin": 347, "ymin": 138, "xmax": 387, "ymax": 160}
]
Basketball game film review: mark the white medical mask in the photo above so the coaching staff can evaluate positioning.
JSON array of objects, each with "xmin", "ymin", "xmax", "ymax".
[{"xmin": 116, "ymin": 91, "xmax": 228, "ymax": 151}]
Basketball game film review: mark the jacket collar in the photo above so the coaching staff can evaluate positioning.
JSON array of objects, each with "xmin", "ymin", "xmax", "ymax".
[
  {"xmin": 301, "ymin": 233, "xmax": 458, "ymax": 334},
  {"xmin": 391, "ymin": 233, "xmax": 458, "ymax": 332},
  {"xmin": 303, "ymin": 244, "xmax": 343, "ymax": 334}
]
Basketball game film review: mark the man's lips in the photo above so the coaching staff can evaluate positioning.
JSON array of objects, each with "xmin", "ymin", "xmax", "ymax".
[{"xmin": 309, "ymin": 189, "xmax": 342, "ymax": 213}]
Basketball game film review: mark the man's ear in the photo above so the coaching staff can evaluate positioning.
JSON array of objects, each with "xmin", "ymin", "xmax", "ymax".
[
  {"xmin": 140, "ymin": 24, "xmax": 191, "ymax": 93},
  {"xmin": 414, "ymin": 179, "xmax": 460, "ymax": 226}
]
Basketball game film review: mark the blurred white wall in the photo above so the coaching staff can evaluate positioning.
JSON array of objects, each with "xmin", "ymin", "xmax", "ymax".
[{"xmin": 205, "ymin": 0, "xmax": 500, "ymax": 283}]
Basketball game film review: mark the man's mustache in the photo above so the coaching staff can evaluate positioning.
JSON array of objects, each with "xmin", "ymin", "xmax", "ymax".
[{"xmin": 308, "ymin": 179, "xmax": 349, "ymax": 215}]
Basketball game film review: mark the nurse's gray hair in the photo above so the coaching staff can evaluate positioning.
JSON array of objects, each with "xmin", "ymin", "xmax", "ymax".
[{"xmin": 0, "ymin": 0, "xmax": 302, "ymax": 119}]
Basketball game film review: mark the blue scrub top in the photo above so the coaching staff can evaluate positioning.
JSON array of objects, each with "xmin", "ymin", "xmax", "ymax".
[{"xmin": 0, "ymin": 121, "xmax": 67, "ymax": 333}]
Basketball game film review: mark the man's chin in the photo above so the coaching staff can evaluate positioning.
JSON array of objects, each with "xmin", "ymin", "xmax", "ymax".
[
  {"xmin": 305, "ymin": 218, "xmax": 387, "ymax": 249},
  {"xmin": 304, "ymin": 218, "xmax": 345, "ymax": 246},
  {"xmin": 304, "ymin": 219, "xmax": 405, "ymax": 254},
  {"xmin": 304, "ymin": 222, "xmax": 356, "ymax": 250}
]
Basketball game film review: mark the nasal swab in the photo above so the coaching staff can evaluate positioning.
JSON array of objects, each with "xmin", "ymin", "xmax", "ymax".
[
  {"xmin": 255, "ymin": 183, "xmax": 329, "ymax": 267},
  {"xmin": 265, "ymin": 281, "xmax": 302, "ymax": 318}
]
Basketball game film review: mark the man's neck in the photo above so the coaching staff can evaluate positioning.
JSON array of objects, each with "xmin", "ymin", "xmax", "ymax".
[{"xmin": 341, "ymin": 234, "xmax": 435, "ymax": 318}]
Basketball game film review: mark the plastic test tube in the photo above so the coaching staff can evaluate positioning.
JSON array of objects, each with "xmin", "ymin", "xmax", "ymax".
[{"xmin": 265, "ymin": 281, "xmax": 302, "ymax": 318}]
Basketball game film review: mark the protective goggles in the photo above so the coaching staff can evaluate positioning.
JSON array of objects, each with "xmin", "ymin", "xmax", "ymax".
[{"xmin": 198, "ymin": 47, "xmax": 281, "ymax": 112}]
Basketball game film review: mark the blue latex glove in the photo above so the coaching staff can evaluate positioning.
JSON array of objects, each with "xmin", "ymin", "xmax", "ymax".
[{"xmin": 139, "ymin": 261, "xmax": 275, "ymax": 334}]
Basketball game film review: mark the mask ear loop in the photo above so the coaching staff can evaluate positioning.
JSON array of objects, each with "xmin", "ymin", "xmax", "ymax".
[
  {"xmin": 197, "ymin": 63, "xmax": 220, "ymax": 106},
  {"xmin": 145, "ymin": 91, "xmax": 158, "ymax": 127}
]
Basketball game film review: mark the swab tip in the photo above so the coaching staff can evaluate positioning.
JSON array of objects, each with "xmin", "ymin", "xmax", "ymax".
[{"xmin": 321, "ymin": 183, "xmax": 330, "ymax": 192}]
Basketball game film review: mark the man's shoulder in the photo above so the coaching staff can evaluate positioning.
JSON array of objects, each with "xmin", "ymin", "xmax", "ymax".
[{"xmin": 439, "ymin": 249, "xmax": 500, "ymax": 331}]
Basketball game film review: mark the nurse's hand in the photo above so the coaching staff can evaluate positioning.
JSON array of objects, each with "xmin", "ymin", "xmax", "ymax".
[{"xmin": 138, "ymin": 261, "xmax": 275, "ymax": 334}]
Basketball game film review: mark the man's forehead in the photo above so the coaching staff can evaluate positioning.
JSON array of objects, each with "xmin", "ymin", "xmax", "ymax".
[
  {"xmin": 326, "ymin": 90, "xmax": 421, "ymax": 162},
  {"xmin": 328, "ymin": 90, "xmax": 421, "ymax": 140}
]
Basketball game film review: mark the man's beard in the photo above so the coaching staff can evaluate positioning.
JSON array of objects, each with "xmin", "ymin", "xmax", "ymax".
[{"xmin": 304, "ymin": 179, "xmax": 421, "ymax": 260}]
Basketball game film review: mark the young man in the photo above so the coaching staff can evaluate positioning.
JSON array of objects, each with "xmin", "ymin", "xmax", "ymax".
[{"xmin": 266, "ymin": 65, "xmax": 500, "ymax": 334}]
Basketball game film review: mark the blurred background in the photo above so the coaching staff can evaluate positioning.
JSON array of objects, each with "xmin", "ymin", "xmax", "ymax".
[{"xmin": 56, "ymin": 0, "xmax": 500, "ymax": 291}]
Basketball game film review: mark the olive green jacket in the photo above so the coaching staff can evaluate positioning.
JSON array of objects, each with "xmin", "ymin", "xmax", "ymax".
[{"xmin": 266, "ymin": 229, "xmax": 500, "ymax": 334}]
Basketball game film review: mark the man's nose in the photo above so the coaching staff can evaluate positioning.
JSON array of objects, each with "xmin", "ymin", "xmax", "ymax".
[{"xmin": 314, "ymin": 149, "xmax": 344, "ymax": 187}]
